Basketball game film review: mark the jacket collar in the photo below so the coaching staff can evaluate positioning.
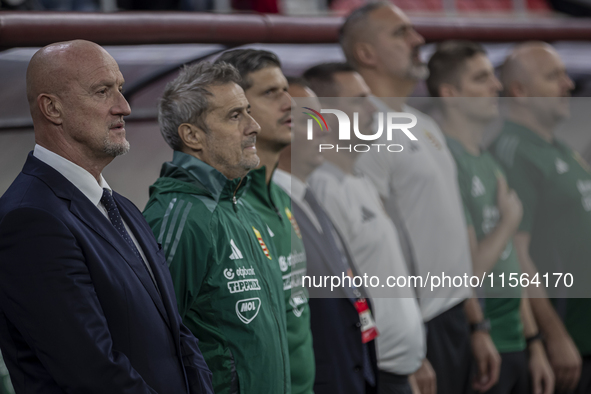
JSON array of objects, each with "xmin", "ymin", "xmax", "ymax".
[
  {"xmin": 247, "ymin": 165, "xmax": 278, "ymax": 208},
  {"xmin": 165, "ymin": 151, "xmax": 251, "ymax": 203}
]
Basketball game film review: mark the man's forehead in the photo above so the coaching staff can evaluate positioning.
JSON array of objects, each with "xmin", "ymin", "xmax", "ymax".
[
  {"xmin": 247, "ymin": 66, "xmax": 287, "ymax": 88},
  {"xmin": 209, "ymin": 82, "xmax": 248, "ymax": 111},
  {"xmin": 523, "ymin": 48, "xmax": 565, "ymax": 76},
  {"xmin": 466, "ymin": 54, "xmax": 494, "ymax": 72},
  {"xmin": 288, "ymin": 84, "xmax": 315, "ymax": 98},
  {"xmin": 370, "ymin": 5, "xmax": 410, "ymax": 30},
  {"xmin": 71, "ymin": 55, "xmax": 123, "ymax": 85},
  {"xmin": 334, "ymin": 72, "xmax": 370, "ymax": 96}
]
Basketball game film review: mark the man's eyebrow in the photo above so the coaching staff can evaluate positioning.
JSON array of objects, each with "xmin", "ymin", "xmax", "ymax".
[
  {"xmin": 90, "ymin": 79, "xmax": 123, "ymax": 90},
  {"xmin": 392, "ymin": 24, "xmax": 410, "ymax": 34},
  {"xmin": 473, "ymin": 70, "xmax": 490, "ymax": 79},
  {"xmin": 226, "ymin": 104, "xmax": 249, "ymax": 115}
]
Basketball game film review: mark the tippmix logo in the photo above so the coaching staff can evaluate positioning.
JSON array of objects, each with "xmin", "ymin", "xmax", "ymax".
[{"xmin": 303, "ymin": 107, "xmax": 418, "ymax": 153}]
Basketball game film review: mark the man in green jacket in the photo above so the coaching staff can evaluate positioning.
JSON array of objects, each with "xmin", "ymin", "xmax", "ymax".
[
  {"xmin": 215, "ymin": 49, "xmax": 315, "ymax": 394},
  {"xmin": 143, "ymin": 61, "xmax": 291, "ymax": 394}
]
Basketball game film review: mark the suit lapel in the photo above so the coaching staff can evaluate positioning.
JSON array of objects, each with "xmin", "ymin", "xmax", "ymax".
[
  {"xmin": 292, "ymin": 200, "xmax": 357, "ymax": 301},
  {"xmin": 115, "ymin": 195, "xmax": 176, "ymax": 332},
  {"xmin": 24, "ymin": 154, "xmax": 172, "ymax": 330}
]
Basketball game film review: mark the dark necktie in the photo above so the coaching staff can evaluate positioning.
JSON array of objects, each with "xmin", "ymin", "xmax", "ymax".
[
  {"xmin": 303, "ymin": 189, "xmax": 350, "ymax": 274},
  {"xmin": 100, "ymin": 188, "xmax": 158, "ymax": 290},
  {"xmin": 303, "ymin": 188, "xmax": 376, "ymax": 387}
]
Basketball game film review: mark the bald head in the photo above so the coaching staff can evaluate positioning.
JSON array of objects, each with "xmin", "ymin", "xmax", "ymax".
[
  {"xmin": 26, "ymin": 40, "xmax": 116, "ymax": 118},
  {"xmin": 502, "ymin": 42, "xmax": 574, "ymax": 131},
  {"xmin": 26, "ymin": 40, "xmax": 131, "ymax": 174},
  {"xmin": 501, "ymin": 41, "xmax": 573, "ymax": 98},
  {"xmin": 339, "ymin": 1, "xmax": 392, "ymax": 68}
]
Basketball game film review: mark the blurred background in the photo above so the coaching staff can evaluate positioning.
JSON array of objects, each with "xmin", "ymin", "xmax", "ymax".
[{"xmin": 2, "ymin": 0, "xmax": 591, "ymax": 209}]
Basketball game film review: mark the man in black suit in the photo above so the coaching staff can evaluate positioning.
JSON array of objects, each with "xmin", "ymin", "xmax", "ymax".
[
  {"xmin": 273, "ymin": 78, "xmax": 378, "ymax": 394},
  {"xmin": 0, "ymin": 40, "xmax": 214, "ymax": 393}
]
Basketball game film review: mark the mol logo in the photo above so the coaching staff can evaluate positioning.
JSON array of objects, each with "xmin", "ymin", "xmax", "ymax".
[
  {"xmin": 235, "ymin": 297, "xmax": 261, "ymax": 324},
  {"xmin": 303, "ymin": 107, "xmax": 418, "ymax": 153}
]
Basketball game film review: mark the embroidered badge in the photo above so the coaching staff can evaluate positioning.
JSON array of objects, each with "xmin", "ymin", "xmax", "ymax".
[
  {"xmin": 252, "ymin": 226, "xmax": 272, "ymax": 260},
  {"xmin": 285, "ymin": 207, "xmax": 302, "ymax": 239}
]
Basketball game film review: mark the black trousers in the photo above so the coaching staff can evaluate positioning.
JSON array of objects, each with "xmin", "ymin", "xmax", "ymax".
[
  {"xmin": 425, "ymin": 301, "xmax": 473, "ymax": 394},
  {"xmin": 377, "ymin": 370, "xmax": 412, "ymax": 394},
  {"xmin": 485, "ymin": 351, "xmax": 529, "ymax": 394}
]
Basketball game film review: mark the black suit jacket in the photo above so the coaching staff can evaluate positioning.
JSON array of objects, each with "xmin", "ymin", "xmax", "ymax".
[
  {"xmin": 292, "ymin": 198, "xmax": 378, "ymax": 394},
  {"xmin": 0, "ymin": 153, "xmax": 214, "ymax": 394}
]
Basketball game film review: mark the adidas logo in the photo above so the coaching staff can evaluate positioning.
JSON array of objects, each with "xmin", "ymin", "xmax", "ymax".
[
  {"xmin": 229, "ymin": 239, "xmax": 243, "ymax": 260},
  {"xmin": 556, "ymin": 158, "xmax": 569, "ymax": 174},
  {"xmin": 471, "ymin": 176, "xmax": 486, "ymax": 197}
]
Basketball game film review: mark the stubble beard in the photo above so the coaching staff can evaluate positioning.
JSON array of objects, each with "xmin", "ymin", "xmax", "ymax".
[
  {"xmin": 407, "ymin": 63, "xmax": 429, "ymax": 81},
  {"xmin": 239, "ymin": 136, "xmax": 260, "ymax": 171},
  {"xmin": 103, "ymin": 134, "xmax": 131, "ymax": 157}
]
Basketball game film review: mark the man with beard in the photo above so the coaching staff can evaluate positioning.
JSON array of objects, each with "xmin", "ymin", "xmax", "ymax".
[
  {"xmin": 428, "ymin": 40, "xmax": 554, "ymax": 394},
  {"xmin": 214, "ymin": 49, "xmax": 315, "ymax": 394},
  {"xmin": 492, "ymin": 42, "xmax": 588, "ymax": 394},
  {"xmin": 305, "ymin": 62, "xmax": 425, "ymax": 394},
  {"xmin": 341, "ymin": 3, "xmax": 501, "ymax": 393},
  {"xmin": 273, "ymin": 78, "xmax": 379, "ymax": 394},
  {"xmin": 143, "ymin": 61, "xmax": 290, "ymax": 394},
  {"xmin": 0, "ymin": 40, "xmax": 213, "ymax": 393}
]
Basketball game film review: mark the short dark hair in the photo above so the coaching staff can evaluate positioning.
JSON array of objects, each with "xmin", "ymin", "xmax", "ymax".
[
  {"xmin": 215, "ymin": 49, "xmax": 282, "ymax": 90},
  {"xmin": 302, "ymin": 62, "xmax": 356, "ymax": 97},
  {"xmin": 286, "ymin": 76, "xmax": 309, "ymax": 88},
  {"xmin": 426, "ymin": 40, "xmax": 487, "ymax": 97},
  {"xmin": 339, "ymin": 1, "xmax": 390, "ymax": 68}
]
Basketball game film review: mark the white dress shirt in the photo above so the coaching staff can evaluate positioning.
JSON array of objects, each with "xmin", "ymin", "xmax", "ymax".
[
  {"xmin": 273, "ymin": 169, "xmax": 322, "ymax": 233},
  {"xmin": 309, "ymin": 162, "xmax": 425, "ymax": 375},
  {"xmin": 33, "ymin": 145, "xmax": 156, "ymax": 282}
]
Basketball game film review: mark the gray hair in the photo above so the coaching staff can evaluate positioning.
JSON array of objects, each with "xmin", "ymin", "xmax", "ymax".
[
  {"xmin": 215, "ymin": 49, "xmax": 282, "ymax": 91},
  {"xmin": 339, "ymin": 1, "xmax": 390, "ymax": 69},
  {"xmin": 158, "ymin": 61, "xmax": 242, "ymax": 150}
]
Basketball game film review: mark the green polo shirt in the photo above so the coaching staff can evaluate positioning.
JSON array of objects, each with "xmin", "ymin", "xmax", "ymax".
[
  {"xmin": 447, "ymin": 137, "xmax": 525, "ymax": 353},
  {"xmin": 244, "ymin": 166, "xmax": 315, "ymax": 394},
  {"xmin": 491, "ymin": 121, "xmax": 591, "ymax": 356}
]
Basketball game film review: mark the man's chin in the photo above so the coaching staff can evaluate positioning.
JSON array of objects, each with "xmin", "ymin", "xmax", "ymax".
[
  {"xmin": 408, "ymin": 64, "xmax": 429, "ymax": 81},
  {"xmin": 103, "ymin": 140, "xmax": 131, "ymax": 157},
  {"xmin": 241, "ymin": 156, "xmax": 261, "ymax": 172}
]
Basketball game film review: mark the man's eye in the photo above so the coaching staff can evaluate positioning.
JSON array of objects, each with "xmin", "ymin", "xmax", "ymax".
[
  {"xmin": 393, "ymin": 27, "xmax": 407, "ymax": 37},
  {"xmin": 98, "ymin": 89, "xmax": 107, "ymax": 94}
]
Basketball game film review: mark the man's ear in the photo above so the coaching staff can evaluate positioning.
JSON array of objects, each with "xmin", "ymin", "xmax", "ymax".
[
  {"xmin": 178, "ymin": 123, "xmax": 205, "ymax": 152},
  {"xmin": 507, "ymin": 81, "xmax": 527, "ymax": 98},
  {"xmin": 439, "ymin": 83, "xmax": 459, "ymax": 98},
  {"xmin": 355, "ymin": 42, "xmax": 378, "ymax": 68},
  {"xmin": 38, "ymin": 94, "xmax": 63, "ymax": 125}
]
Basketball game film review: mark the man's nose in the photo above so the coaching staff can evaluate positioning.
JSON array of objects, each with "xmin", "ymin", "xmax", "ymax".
[
  {"xmin": 113, "ymin": 91, "xmax": 131, "ymax": 117},
  {"xmin": 246, "ymin": 113, "xmax": 260, "ymax": 135},
  {"xmin": 409, "ymin": 27, "xmax": 425, "ymax": 47}
]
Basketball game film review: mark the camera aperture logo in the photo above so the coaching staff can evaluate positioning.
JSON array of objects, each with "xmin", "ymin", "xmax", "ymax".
[{"xmin": 303, "ymin": 107, "xmax": 418, "ymax": 153}]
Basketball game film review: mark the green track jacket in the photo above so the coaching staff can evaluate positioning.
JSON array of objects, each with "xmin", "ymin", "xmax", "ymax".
[
  {"xmin": 143, "ymin": 151, "xmax": 291, "ymax": 394},
  {"xmin": 243, "ymin": 167, "xmax": 315, "ymax": 394}
]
